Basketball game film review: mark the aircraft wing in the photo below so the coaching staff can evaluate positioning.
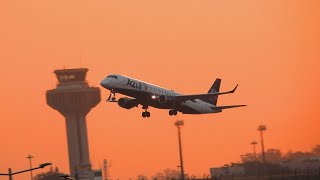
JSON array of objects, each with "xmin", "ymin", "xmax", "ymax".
[{"xmin": 173, "ymin": 85, "xmax": 238, "ymax": 102}]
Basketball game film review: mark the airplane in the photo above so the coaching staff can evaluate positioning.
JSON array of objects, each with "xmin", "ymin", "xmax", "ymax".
[{"xmin": 100, "ymin": 74, "xmax": 246, "ymax": 118}]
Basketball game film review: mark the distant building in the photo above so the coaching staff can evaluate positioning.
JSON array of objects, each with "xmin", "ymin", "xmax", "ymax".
[
  {"xmin": 281, "ymin": 156, "xmax": 320, "ymax": 171},
  {"xmin": 210, "ymin": 164, "xmax": 245, "ymax": 178},
  {"xmin": 93, "ymin": 169, "xmax": 103, "ymax": 180}
]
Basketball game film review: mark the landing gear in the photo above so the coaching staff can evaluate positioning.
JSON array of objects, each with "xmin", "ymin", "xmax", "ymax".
[
  {"xmin": 169, "ymin": 109, "xmax": 177, "ymax": 116},
  {"xmin": 142, "ymin": 105, "xmax": 151, "ymax": 118},
  {"xmin": 142, "ymin": 111, "xmax": 150, "ymax": 118},
  {"xmin": 107, "ymin": 90, "xmax": 117, "ymax": 102}
]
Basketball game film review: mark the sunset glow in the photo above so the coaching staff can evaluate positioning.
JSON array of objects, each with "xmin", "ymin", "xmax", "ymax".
[{"xmin": 0, "ymin": 0, "xmax": 320, "ymax": 179}]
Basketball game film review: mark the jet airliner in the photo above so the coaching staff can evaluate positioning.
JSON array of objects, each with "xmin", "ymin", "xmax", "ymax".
[{"xmin": 100, "ymin": 74, "xmax": 246, "ymax": 118}]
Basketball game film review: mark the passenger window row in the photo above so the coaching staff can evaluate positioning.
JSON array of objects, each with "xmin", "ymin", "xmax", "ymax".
[{"xmin": 149, "ymin": 86, "xmax": 173, "ymax": 96}]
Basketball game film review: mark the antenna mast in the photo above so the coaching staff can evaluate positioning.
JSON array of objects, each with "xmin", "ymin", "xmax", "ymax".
[{"xmin": 103, "ymin": 159, "xmax": 111, "ymax": 180}]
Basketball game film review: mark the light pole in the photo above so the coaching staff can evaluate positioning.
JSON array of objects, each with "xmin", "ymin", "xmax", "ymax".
[
  {"xmin": 104, "ymin": 159, "xmax": 111, "ymax": 180},
  {"xmin": 0, "ymin": 163, "xmax": 52, "ymax": 180},
  {"xmin": 177, "ymin": 165, "xmax": 181, "ymax": 175},
  {"xmin": 104, "ymin": 159, "xmax": 107, "ymax": 180},
  {"xmin": 250, "ymin": 141, "xmax": 258, "ymax": 160},
  {"xmin": 175, "ymin": 120, "xmax": 185, "ymax": 180},
  {"xmin": 27, "ymin": 155, "xmax": 34, "ymax": 180},
  {"xmin": 257, "ymin": 125, "xmax": 267, "ymax": 163}
]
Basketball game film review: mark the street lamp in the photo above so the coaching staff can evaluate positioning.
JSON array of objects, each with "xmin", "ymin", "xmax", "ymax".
[
  {"xmin": 177, "ymin": 165, "xmax": 181, "ymax": 174},
  {"xmin": 0, "ymin": 162, "xmax": 52, "ymax": 180},
  {"xmin": 175, "ymin": 120, "xmax": 185, "ymax": 180},
  {"xmin": 27, "ymin": 155, "xmax": 34, "ymax": 180},
  {"xmin": 60, "ymin": 174, "xmax": 75, "ymax": 180},
  {"xmin": 250, "ymin": 141, "xmax": 258, "ymax": 160}
]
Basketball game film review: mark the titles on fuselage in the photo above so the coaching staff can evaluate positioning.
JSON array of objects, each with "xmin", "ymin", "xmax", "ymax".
[{"xmin": 127, "ymin": 79, "xmax": 148, "ymax": 90}]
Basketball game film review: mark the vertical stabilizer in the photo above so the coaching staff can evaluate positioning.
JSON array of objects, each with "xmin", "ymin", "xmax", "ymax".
[
  {"xmin": 208, "ymin": 78, "xmax": 221, "ymax": 93},
  {"xmin": 204, "ymin": 78, "xmax": 221, "ymax": 105}
]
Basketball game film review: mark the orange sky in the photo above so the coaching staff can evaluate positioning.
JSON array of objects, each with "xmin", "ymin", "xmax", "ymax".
[{"xmin": 0, "ymin": 0, "xmax": 320, "ymax": 179}]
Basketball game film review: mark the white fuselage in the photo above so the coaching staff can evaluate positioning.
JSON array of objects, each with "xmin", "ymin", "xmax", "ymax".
[{"xmin": 100, "ymin": 74, "xmax": 220, "ymax": 114}]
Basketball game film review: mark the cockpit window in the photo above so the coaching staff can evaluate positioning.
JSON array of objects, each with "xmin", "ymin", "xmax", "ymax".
[{"xmin": 107, "ymin": 75, "xmax": 118, "ymax": 79}]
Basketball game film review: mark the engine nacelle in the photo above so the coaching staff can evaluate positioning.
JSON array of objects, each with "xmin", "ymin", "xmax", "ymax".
[
  {"xmin": 158, "ymin": 95, "xmax": 173, "ymax": 103},
  {"xmin": 118, "ymin": 97, "xmax": 138, "ymax": 109}
]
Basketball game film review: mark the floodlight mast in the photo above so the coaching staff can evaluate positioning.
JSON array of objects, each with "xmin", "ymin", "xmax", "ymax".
[
  {"xmin": 258, "ymin": 125, "xmax": 267, "ymax": 163},
  {"xmin": 175, "ymin": 120, "xmax": 185, "ymax": 180}
]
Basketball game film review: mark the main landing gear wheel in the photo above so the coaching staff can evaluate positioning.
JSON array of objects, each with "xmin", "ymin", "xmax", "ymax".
[
  {"xmin": 169, "ymin": 109, "xmax": 177, "ymax": 116},
  {"xmin": 142, "ymin": 111, "xmax": 151, "ymax": 118},
  {"xmin": 142, "ymin": 105, "xmax": 150, "ymax": 118}
]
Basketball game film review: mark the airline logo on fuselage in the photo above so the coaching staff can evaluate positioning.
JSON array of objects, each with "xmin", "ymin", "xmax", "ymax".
[{"xmin": 127, "ymin": 79, "xmax": 148, "ymax": 90}]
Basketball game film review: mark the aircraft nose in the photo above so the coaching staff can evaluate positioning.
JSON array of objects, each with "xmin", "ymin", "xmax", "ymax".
[{"xmin": 100, "ymin": 78, "xmax": 110, "ymax": 89}]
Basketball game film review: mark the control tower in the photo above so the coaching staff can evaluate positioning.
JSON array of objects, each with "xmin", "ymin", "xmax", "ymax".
[{"xmin": 46, "ymin": 68, "xmax": 100, "ymax": 180}]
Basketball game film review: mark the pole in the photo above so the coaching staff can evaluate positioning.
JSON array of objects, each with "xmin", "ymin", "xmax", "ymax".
[
  {"xmin": 257, "ymin": 125, "xmax": 267, "ymax": 177},
  {"xmin": 8, "ymin": 168, "xmax": 12, "ymax": 180},
  {"xmin": 175, "ymin": 121, "xmax": 185, "ymax": 180},
  {"xmin": 251, "ymin": 141, "xmax": 257, "ymax": 160},
  {"xmin": 27, "ymin": 155, "xmax": 34, "ymax": 180},
  {"xmin": 177, "ymin": 165, "xmax": 181, "ymax": 177},
  {"xmin": 253, "ymin": 143, "xmax": 256, "ymax": 158},
  {"xmin": 257, "ymin": 125, "xmax": 267, "ymax": 164},
  {"xmin": 104, "ymin": 159, "xmax": 107, "ymax": 180},
  {"xmin": 0, "ymin": 163, "xmax": 51, "ymax": 180},
  {"xmin": 177, "ymin": 126, "xmax": 185, "ymax": 180},
  {"xmin": 260, "ymin": 130, "xmax": 266, "ymax": 163}
]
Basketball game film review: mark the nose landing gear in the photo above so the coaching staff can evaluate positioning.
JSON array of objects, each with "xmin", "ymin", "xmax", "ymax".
[{"xmin": 107, "ymin": 90, "xmax": 117, "ymax": 102}]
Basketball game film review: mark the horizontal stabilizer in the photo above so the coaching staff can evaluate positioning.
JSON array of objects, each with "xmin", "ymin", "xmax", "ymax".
[{"xmin": 211, "ymin": 104, "xmax": 247, "ymax": 110}]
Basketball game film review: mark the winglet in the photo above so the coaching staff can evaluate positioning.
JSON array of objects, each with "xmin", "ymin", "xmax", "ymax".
[{"xmin": 230, "ymin": 84, "xmax": 238, "ymax": 93}]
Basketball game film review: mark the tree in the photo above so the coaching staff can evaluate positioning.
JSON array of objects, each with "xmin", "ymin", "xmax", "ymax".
[
  {"xmin": 137, "ymin": 174, "xmax": 149, "ymax": 180},
  {"xmin": 283, "ymin": 150, "xmax": 312, "ymax": 160},
  {"xmin": 163, "ymin": 168, "xmax": 179, "ymax": 180},
  {"xmin": 151, "ymin": 169, "xmax": 180, "ymax": 180},
  {"xmin": 264, "ymin": 149, "xmax": 282, "ymax": 163},
  {"xmin": 34, "ymin": 166, "xmax": 64, "ymax": 180},
  {"xmin": 151, "ymin": 172, "xmax": 165, "ymax": 180},
  {"xmin": 240, "ymin": 153, "xmax": 256, "ymax": 163}
]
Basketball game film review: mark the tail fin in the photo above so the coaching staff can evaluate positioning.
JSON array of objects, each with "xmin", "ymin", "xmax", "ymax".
[
  {"xmin": 203, "ymin": 78, "xmax": 221, "ymax": 105},
  {"xmin": 208, "ymin": 78, "xmax": 221, "ymax": 93}
]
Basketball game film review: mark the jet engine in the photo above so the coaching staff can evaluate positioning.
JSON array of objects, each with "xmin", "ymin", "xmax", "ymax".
[
  {"xmin": 118, "ymin": 97, "xmax": 139, "ymax": 109},
  {"xmin": 158, "ymin": 95, "xmax": 173, "ymax": 103}
]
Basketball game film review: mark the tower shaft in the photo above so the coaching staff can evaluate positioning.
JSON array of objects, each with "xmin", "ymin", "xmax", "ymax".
[{"xmin": 65, "ymin": 112, "xmax": 91, "ymax": 175}]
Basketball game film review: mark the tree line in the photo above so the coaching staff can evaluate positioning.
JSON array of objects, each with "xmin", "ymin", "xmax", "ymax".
[{"xmin": 240, "ymin": 144, "xmax": 320, "ymax": 164}]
